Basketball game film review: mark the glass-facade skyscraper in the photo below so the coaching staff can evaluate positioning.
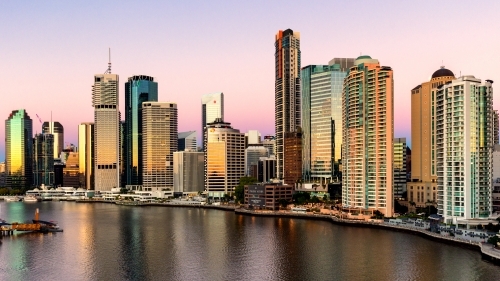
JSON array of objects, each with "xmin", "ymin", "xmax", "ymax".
[
  {"xmin": 5, "ymin": 109, "xmax": 33, "ymax": 188},
  {"xmin": 124, "ymin": 75, "xmax": 158, "ymax": 186},
  {"xmin": 79, "ymin": 122, "xmax": 94, "ymax": 190},
  {"xmin": 42, "ymin": 121, "xmax": 64, "ymax": 159},
  {"xmin": 33, "ymin": 133, "xmax": 54, "ymax": 187},
  {"xmin": 201, "ymin": 92, "xmax": 224, "ymax": 149},
  {"xmin": 275, "ymin": 29, "xmax": 301, "ymax": 181},
  {"xmin": 301, "ymin": 58, "xmax": 354, "ymax": 184}
]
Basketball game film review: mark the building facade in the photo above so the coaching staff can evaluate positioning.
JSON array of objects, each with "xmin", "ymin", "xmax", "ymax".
[
  {"xmin": 275, "ymin": 29, "xmax": 301, "ymax": 180},
  {"xmin": 79, "ymin": 123, "xmax": 94, "ymax": 190},
  {"xmin": 393, "ymin": 138, "xmax": 407, "ymax": 199},
  {"xmin": 494, "ymin": 110, "xmax": 499, "ymax": 145},
  {"xmin": 124, "ymin": 75, "xmax": 158, "ymax": 186},
  {"xmin": 262, "ymin": 135, "xmax": 276, "ymax": 156},
  {"xmin": 92, "ymin": 72, "xmax": 120, "ymax": 191},
  {"xmin": 42, "ymin": 122, "xmax": 64, "ymax": 159},
  {"xmin": 244, "ymin": 184, "xmax": 293, "ymax": 210},
  {"xmin": 142, "ymin": 102, "xmax": 178, "ymax": 193},
  {"xmin": 173, "ymin": 151, "xmax": 204, "ymax": 195},
  {"xmin": 435, "ymin": 76, "xmax": 494, "ymax": 223},
  {"xmin": 5, "ymin": 109, "xmax": 33, "ymax": 188},
  {"xmin": 245, "ymin": 146, "xmax": 268, "ymax": 178},
  {"xmin": 63, "ymin": 152, "xmax": 80, "ymax": 187},
  {"xmin": 202, "ymin": 92, "xmax": 224, "ymax": 148},
  {"xmin": 283, "ymin": 131, "xmax": 302, "ymax": 185},
  {"xmin": 258, "ymin": 156, "xmax": 277, "ymax": 183},
  {"xmin": 204, "ymin": 119, "xmax": 245, "ymax": 198},
  {"xmin": 301, "ymin": 58, "xmax": 354, "ymax": 184},
  {"xmin": 342, "ymin": 56, "xmax": 394, "ymax": 216},
  {"xmin": 492, "ymin": 145, "xmax": 500, "ymax": 214},
  {"xmin": 178, "ymin": 131, "xmax": 197, "ymax": 151},
  {"xmin": 33, "ymin": 133, "xmax": 54, "ymax": 187}
]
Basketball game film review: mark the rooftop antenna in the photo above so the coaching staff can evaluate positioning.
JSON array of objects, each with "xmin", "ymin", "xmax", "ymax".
[{"xmin": 105, "ymin": 48, "xmax": 112, "ymax": 74}]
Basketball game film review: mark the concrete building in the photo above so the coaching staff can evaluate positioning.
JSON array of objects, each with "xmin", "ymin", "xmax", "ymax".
[
  {"xmin": 283, "ymin": 131, "xmax": 302, "ymax": 185},
  {"xmin": 244, "ymin": 183, "xmax": 293, "ymax": 210},
  {"xmin": 204, "ymin": 118, "xmax": 245, "ymax": 198},
  {"xmin": 63, "ymin": 152, "xmax": 79, "ymax": 188},
  {"xmin": 178, "ymin": 131, "xmax": 197, "ymax": 151},
  {"xmin": 142, "ymin": 102, "xmax": 177, "ymax": 196},
  {"xmin": 393, "ymin": 138, "xmax": 407, "ymax": 199},
  {"xmin": 262, "ymin": 135, "xmax": 276, "ymax": 156},
  {"xmin": 33, "ymin": 133, "xmax": 54, "ymax": 187},
  {"xmin": 78, "ymin": 123, "xmax": 94, "ymax": 189},
  {"xmin": 492, "ymin": 145, "xmax": 500, "ymax": 214},
  {"xmin": 245, "ymin": 146, "xmax": 268, "ymax": 178},
  {"xmin": 5, "ymin": 109, "xmax": 33, "ymax": 188},
  {"xmin": 342, "ymin": 56, "xmax": 394, "ymax": 217},
  {"xmin": 92, "ymin": 66, "xmax": 120, "ymax": 191},
  {"xmin": 301, "ymin": 58, "xmax": 354, "ymax": 184},
  {"xmin": 494, "ymin": 110, "xmax": 499, "ymax": 145},
  {"xmin": 0, "ymin": 162, "xmax": 5, "ymax": 187},
  {"xmin": 408, "ymin": 67, "xmax": 455, "ymax": 208},
  {"xmin": 42, "ymin": 122, "xmax": 64, "ymax": 159},
  {"xmin": 275, "ymin": 29, "xmax": 301, "ymax": 180},
  {"xmin": 202, "ymin": 92, "xmax": 224, "ymax": 149},
  {"xmin": 173, "ymin": 151, "xmax": 204, "ymax": 195},
  {"xmin": 258, "ymin": 156, "xmax": 276, "ymax": 183},
  {"xmin": 245, "ymin": 130, "xmax": 261, "ymax": 148},
  {"xmin": 435, "ymin": 76, "xmax": 494, "ymax": 223},
  {"xmin": 124, "ymin": 75, "xmax": 158, "ymax": 186}
]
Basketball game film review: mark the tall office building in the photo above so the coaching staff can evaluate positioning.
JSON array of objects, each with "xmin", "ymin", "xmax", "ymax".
[
  {"xmin": 408, "ymin": 67, "xmax": 456, "ymax": 207},
  {"xmin": 124, "ymin": 75, "xmax": 158, "ymax": 186},
  {"xmin": 258, "ymin": 155, "xmax": 277, "ymax": 183},
  {"xmin": 92, "ymin": 63, "xmax": 120, "ymax": 191},
  {"xmin": 494, "ymin": 110, "xmax": 499, "ymax": 145},
  {"xmin": 342, "ymin": 56, "xmax": 394, "ymax": 217},
  {"xmin": 79, "ymin": 123, "xmax": 94, "ymax": 190},
  {"xmin": 142, "ymin": 102, "xmax": 178, "ymax": 193},
  {"xmin": 178, "ymin": 131, "xmax": 197, "ymax": 151},
  {"xmin": 5, "ymin": 109, "xmax": 33, "ymax": 188},
  {"xmin": 0, "ymin": 162, "xmax": 5, "ymax": 187},
  {"xmin": 436, "ymin": 76, "xmax": 494, "ymax": 223},
  {"xmin": 245, "ymin": 146, "xmax": 268, "ymax": 178},
  {"xmin": 275, "ymin": 29, "xmax": 301, "ymax": 180},
  {"xmin": 202, "ymin": 92, "xmax": 224, "ymax": 148},
  {"xmin": 245, "ymin": 130, "xmax": 261, "ymax": 148},
  {"xmin": 205, "ymin": 118, "xmax": 245, "ymax": 198},
  {"xmin": 42, "ymin": 122, "xmax": 64, "ymax": 159},
  {"xmin": 173, "ymin": 151, "xmax": 204, "ymax": 195},
  {"xmin": 262, "ymin": 135, "xmax": 276, "ymax": 156},
  {"xmin": 284, "ymin": 131, "xmax": 302, "ymax": 185},
  {"xmin": 393, "ymin": 138, "xmax": 407, "ymax": 199},
  {"xmin": 302, "ymin": 58, "xmax": 354, "ymax": 184},
  {"xmin": 63, "ymin": 151, "xmax": 80, "ymax": 188},
  {"xmin": 33, "ymin": 133, "xmax": 54, "ymax": 187}
]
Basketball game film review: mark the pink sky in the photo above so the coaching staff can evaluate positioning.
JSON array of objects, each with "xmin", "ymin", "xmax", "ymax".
[{"xmin": 1, "ymin": 1, "xmax": 500, "ymax": 160}]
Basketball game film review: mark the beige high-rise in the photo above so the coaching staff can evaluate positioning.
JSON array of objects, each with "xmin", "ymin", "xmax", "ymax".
[
  {"xmin": 408, "ymin": 67, "xmax": 455, "ymax": 207},
  {"xmin": 78, "ymin": 123, "xmax": 94, "ymax": 190}
]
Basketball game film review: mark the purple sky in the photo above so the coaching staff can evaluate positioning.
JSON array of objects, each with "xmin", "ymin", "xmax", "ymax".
[{"xmin": 1, "ymin": 1, "xmax": 500, "ymax": 161}]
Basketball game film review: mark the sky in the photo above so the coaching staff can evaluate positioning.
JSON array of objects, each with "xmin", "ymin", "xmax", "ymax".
[{"xmin": 1, "ymin": 0, "xmax": 500, "ymax": 161}]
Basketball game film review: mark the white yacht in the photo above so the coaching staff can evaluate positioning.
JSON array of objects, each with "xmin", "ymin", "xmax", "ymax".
[
  {"xmin": 23, "ymin": 195, "xmax": 39, "ymax": 202},
  {"xmin": 4, "ymin": 196, "xmax": 21, "ymax": 202}
]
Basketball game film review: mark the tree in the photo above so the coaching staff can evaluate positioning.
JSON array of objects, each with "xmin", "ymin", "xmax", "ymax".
[
  {"xmin": 371, "ymin": 210, "xmax": 385, "ymax": 219},
  {"xmin": 293, "ymin": 192, "xmax": 310, "ymax": 205},
  {"xmin": 488, "ymin": 235, "xmax": 500, "ymax": 246},
  {"xmin": 234, "ymin": 176, "xmax": 257, "ymax": 204},
  {"xmin": 278, "ymin": 199, "xmax": 289, "ymax": 209}
]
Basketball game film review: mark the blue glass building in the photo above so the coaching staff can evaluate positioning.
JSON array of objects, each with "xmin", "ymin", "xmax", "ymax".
[{"xmin": 125, "ymin": 75, "xmax": 158, "ymax": 186}]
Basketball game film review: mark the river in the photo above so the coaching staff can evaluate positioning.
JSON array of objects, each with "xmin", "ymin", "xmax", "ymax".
[{"xmin": 0, "ymin": 201, "xmax": 499, "ymax": 280}]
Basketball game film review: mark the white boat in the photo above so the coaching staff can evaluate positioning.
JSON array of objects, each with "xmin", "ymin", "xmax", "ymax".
[
  {"xmin": 23, "ymin": 195, "xmax": 38, "ymax": 202},
  {"xmin": 4, "ymin": 196, "xmax": 21, "ymax": 202}
]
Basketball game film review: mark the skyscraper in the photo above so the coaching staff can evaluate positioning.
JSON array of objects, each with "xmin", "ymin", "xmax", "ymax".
[
  {"xmin": 494, "ymin": 110, "xmax": 499, "ymax": 145},
  {"xmin": 178, "ymin": 131, "xmax": 197, "ymax": 151},
  {"xmin": 205, "ymin": 118, "xmax": 245, "ymax": 198},
  {"xmin": 436, "ymin": 76, "xmax": 494, "ymax": 223},
  {"xmin": 92, "ymin": 63, "xmax": 120, "ymax": 191},
  {"xmin": 78, "ymin": 122, "xmax": 94, "ymax": 190},
  {"xmin": 301, "ymin": 58, "xmax": 354, "ymax": 184},
  {"xmin": 275, "ymin": 29, "xmax": 301, "ymax": 181},
  {"xmin": 5, "ymin": 109, "xmax": 33, "ymax": 188},
  {"xmin": 408, "ymin": 67, "xmax": 455, "ymax": 208},
  {"xmin": 42, "ymin": 122, "xmax": 64, "ymax": 159},
  {"xmin": 124, "ymin": 75, "xmax": 158, "ymax": 186},
  {"xmin": 173, "ymin": 151, "xmax": 204, "ymax": 195},
  {"xmin": 342, "ymin": 56, "xmax": 394, "ymax": 217},
  {"xmin": 33, "ymin": 133, "xmax": 54, "ymax": 187},
  {"xmin": 202, "ymin": 92, "xmax": 224, "ymax": 149},
  {"xmin": 142, "ymin": 102, "xmax": 178, "ymax": 195},
  {"xmin": 393, "ymin": 138, "xmax": 407, "ymax": 199}
]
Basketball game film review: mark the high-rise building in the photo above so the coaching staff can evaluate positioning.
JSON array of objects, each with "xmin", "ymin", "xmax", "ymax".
[
  {"xmin": 5, "ymin": 109, "xmax": 33, "ymax": 188},
  {"xmin": 92, "ymin": 67, "xmax": 120, "ymax": 191},
  {"xmin": 42, "ymin": 122, "xmax": 64, "ymax": 159},
  {"xmin": 33, "ymin": 133, "xmax": 54, "ymax": 187},
  {"xmin": 302, "ymin": 58, "xmax": 354, "ymax": 184},
  {"xmin": 258, "ymin": 156, "xmax": 277, "ymax": 183},
  {"xmin": 0, "ymin": 162, "xmax": 5, "ymax": 187},
  {"xmin": 245, "ymin": 146, "xmax": 268, "ymax": 178},
  {"xmin": 393, "ymin": 138, "xmax": 407, "ymax": 199},
  {"xmin": 142, "ymin": 102, "xmax": 178, "ymax": 194},
  {"xmin": 178, "ymin": 131, "xmax": 197, "ymax": 151},
  {"xmin": 205, "ymin": 118, "xmax": 245, "ymax": 198},
  {"xmin": 342, "ymin": 56, "xmax": 394, "ymax": 217},
  {"xmin": 245, "ymin": 130, "xmax": 261, "ymax": 148},
  {"xmin": 283, "ymin": 131, "xmax": 302, "ymax": 185},
  {"xmin": 63, "ymin": 151, "xmax": 80, "ymax": 188},
  {"xmin": 262, "ymin": 135, "xmax": 276, "ymax": 156},
  {"xmin": 173, "ymin": 151, "xmax": 204, "ymax": 195},
  {"xmin": 78, "ymin": 123, "xmax": 94, "ymax": 190},
  {"xmin": 275, "ymin": 29, "xmax": 301, "ymax": 180},
  {"xmin": 436, "ymin": 76, "xmax": 494, "ymax": 223},
  {"xmin": 202, "ymin": 92, "xmax": 224, "ymax": 148},
  {"xmin": 124, "ymin": 75, "xmax": 158, "ymax": 186},
  {"xmin": 408, "ymin": 67, "xmax": 455, "ymax": 208},
  {"xmin": 492, "ymin": 145, "xmax": 500, "ymax": 213},
  {"xmin": 494, "ymin": 110, "xmax": 499, "ymax": 145}
]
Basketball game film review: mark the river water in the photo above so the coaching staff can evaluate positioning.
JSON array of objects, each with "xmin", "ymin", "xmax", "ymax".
[{"xmin": 0, "ymin": 201, "xmax": 499, "ymax": 280}]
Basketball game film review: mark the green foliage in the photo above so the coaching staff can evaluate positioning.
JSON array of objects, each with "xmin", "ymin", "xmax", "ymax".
[
  {"xmin": 394, "ymin": 200, "xmax": 408, "ymax": 214},
  {"xmin": 120, "ymin": 188, "xmax": 129, "ymax": 194},
  {"xmin": 488, "ymin": 235, "xmax": 500, "ymax": 246},
  {"xmin": 310, "ymin": 196, "xmax": 320, "ymax": 204},
  {"xmin": 235, "ymin": 177, "xmax": 257, "ymax": 204},
  {"xmin": 371, "ymin": 210, "xmax": 385, "ymax": 219},
  {"xmin": 293, "ymin": 192, "xmax": 310, "ymax": 205},
  {"xmin": 278, "ymin": 199, "xmax": 289, "ymax": 208},
  {"xmin": 485, "ymin": 223, "xmax": 500, "ymax": 232}
]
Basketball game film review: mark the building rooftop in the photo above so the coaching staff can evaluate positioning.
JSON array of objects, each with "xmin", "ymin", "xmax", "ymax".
[{"xmin": 431, "ymin": 67, "xmax": 454, "ymax": 79}]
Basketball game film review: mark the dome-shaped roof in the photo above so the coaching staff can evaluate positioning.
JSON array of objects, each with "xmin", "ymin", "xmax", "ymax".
[
  {"xmin": 356, "ymin": 55, "xmax": 372, "ymax": 60},
  {"xmin": 432, "ymin": 67, "xmax": 454, "ymax": 79}
]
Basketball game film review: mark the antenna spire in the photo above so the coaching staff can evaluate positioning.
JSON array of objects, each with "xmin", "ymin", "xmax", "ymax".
[{"xmin": 105, "ymin": 48, "xmax": 112, "ymax": 74}]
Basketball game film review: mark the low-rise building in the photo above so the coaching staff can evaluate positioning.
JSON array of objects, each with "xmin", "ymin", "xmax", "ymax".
[{"xmin": 244, "ymin": 183, "xmax": 293, "ymax": 210}]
